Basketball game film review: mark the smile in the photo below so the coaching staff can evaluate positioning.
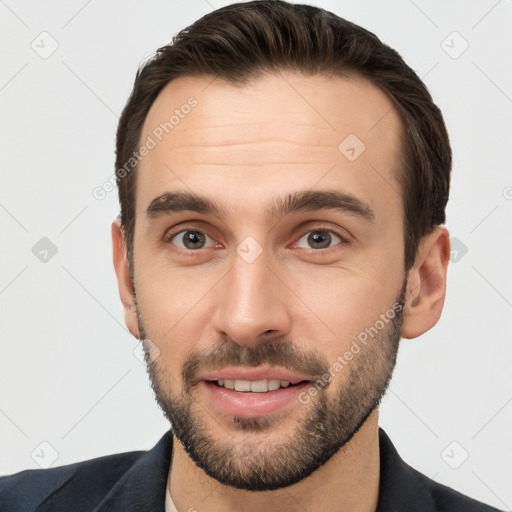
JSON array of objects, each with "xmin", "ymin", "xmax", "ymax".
[{"xmin": 213, "ymin": 378, "xmax": 295, "ymax": 392}]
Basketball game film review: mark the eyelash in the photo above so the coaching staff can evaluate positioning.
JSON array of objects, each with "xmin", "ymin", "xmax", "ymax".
[{"xmin": 163, "ymin": 225, "xmax": 349, "ymax": 255}]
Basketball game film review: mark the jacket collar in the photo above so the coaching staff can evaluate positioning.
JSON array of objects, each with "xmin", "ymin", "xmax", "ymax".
[{"xmin": 93, "ymin": 428, "xmax": 434, "ymax": 512}]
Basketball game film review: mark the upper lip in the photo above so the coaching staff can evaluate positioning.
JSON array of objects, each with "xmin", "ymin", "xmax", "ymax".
[{"xmin": 200, "ymin": 367, "xmax": 314, "ymax": 385}]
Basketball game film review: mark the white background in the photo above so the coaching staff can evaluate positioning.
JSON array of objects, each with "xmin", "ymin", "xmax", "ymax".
[{"xmin": 1, "ymin": 0, "xmax": 511, "ymax": 509}]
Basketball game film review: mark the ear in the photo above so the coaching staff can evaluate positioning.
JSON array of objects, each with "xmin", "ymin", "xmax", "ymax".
[
  {"xmin": 112, "ymin": 218, "xmax": 140, "ymax": 339},
  {"xmin": 401, "ymin": 226, "xmax": 450, "ymax": 339}
]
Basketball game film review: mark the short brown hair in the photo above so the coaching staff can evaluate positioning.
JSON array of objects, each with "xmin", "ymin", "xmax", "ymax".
[{"xmin": 116, "ymin": 0, "xmax": 451, "ymax": 270}]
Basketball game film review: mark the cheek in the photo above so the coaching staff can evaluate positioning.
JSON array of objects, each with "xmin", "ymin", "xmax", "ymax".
[
  {"xmin": 286, "ymin": 270, "xmax": 403, "ymax": 388},
  {"xmin": 290, "ymin": 264, "xmax": 399, "ymax": 339},
  {"xmin": 134, "ymin": 269, "xmax": 213, "ymax": 368}
]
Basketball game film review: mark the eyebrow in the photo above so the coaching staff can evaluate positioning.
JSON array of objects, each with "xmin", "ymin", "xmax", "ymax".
[{"xmin": 146, "ymin": 190, "xmax": 375, "ymax": 222}]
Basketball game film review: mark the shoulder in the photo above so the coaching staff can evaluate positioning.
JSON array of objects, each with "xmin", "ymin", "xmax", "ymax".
[
  {"xmin": 418, "ymin": 470, "xmax": 503, "ymax": 512},
  {"xmin": 377, "ymin": 428, "xmax": 503, "ymax": 512},
  {"xmin": 0, "ymin": 450, "xmax": 144, "ymax": 512}
]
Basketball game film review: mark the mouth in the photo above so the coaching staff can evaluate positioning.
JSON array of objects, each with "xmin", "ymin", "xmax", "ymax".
[
  {"xmin": 209, "ymin": 378, "xmax": 304, "ymax": 392},
  {"xmin": 199, "ymin": 367, "xmax": 316, "ymax": 418}
]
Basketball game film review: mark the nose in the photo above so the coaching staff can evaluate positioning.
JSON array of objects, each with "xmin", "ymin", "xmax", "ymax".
[{"xmin": 211, "ymin": 250, "xmax": 292, "ymax": 346}]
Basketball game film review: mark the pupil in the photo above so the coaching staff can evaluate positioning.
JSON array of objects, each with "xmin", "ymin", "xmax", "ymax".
[{"xmin": 308, "ymin": 231, "xmax": 330, "ymax": 249}]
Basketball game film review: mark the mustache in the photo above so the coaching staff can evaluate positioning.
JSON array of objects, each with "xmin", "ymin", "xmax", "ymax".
[{"xmin": 182, "ymin": 338, "xmax": 330, "ymax": 392}]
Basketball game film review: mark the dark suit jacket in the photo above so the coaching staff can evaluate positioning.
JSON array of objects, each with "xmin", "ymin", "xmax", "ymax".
[{"xmin": 0, "ymin": 428, "xmax": 502, "ymax": 511}]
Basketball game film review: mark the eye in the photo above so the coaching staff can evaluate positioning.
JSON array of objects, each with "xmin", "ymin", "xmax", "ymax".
[
  {"xmin": 168, "ymin": 230, "xmax": 216, "ymax": 250},
  {"xmin": 295, "ymin": 229, "xmax": 344, "ymax": 250}
]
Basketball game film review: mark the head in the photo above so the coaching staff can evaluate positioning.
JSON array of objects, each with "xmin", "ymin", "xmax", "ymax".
[{"xmin": 112, "ymin": 0, "xmax": 451, "ymax": 491}]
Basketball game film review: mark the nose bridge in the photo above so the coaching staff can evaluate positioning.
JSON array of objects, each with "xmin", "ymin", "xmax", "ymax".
[{"xmin": 212, "ymin": 246, "xmax": 291, "ymax": 344}]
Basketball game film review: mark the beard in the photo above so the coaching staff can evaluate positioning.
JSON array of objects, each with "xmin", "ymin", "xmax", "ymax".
[{"xmin": 137, "ymin": 281, "xmax": 406, "ymax": 491}]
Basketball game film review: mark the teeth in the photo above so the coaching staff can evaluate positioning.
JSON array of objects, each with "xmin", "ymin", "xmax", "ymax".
[
  {"xmin": 268, "ymin": 379, "xmax": 281, "ymax": 391},
  {"xmin": 224, "ymin": 379, "xmax": 235, "ymax": 390},
  {"xmin": 216, "ymin": 379, "xmax": 293, "ymax": 392},
  {"xmin": 234, "ymin": 380, "xmax": 251, "ymax": 392},
  {"xmin": 250, "ymin": 380, "xmax": 268, "ymax": 392}
]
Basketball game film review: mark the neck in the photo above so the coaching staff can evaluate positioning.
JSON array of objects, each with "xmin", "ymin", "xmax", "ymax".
[{"xmin": 168, "ymin": 409, "xmax": 381, "ymax": 512}]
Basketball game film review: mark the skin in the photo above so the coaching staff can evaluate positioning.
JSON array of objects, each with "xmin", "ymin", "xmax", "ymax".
[{"xmin": 112, "ymin": 72, "xmax": 450, "ymax": 512}]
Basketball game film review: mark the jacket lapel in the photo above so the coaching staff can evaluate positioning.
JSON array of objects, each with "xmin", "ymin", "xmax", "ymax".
[{"xmin": 93, "ymin": 430, "xmax": 173, "ymax": 512}]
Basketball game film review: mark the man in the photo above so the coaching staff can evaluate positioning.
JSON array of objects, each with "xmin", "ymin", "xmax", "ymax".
[{"xmin": 0, "ymin": 1, "xmax": 503, "ymax": 511}]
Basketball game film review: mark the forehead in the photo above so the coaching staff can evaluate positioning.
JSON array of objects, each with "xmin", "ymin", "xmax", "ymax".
[{"xmin": 136, "ymin": 71, "xmax": 404, "ymax": 223}]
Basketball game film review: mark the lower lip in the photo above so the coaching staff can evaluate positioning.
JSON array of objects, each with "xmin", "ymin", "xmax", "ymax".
[{"xmin": 202, "ymin": 380, "xmax": 310, "ymax": 418}]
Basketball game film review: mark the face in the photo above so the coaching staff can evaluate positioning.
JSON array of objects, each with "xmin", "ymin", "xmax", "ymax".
[{"xmin": 127, "ymin": 72, "xmax": 409, "ymax": 490}]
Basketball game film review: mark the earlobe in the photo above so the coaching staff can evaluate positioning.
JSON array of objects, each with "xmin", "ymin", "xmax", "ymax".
[
  {"xmin": 401, "ymin": 227, "xmax": 450, "ymax": 339},
  {"xmin": 111, "ymin": 218, "xmax": 140, "ymax": 339}
]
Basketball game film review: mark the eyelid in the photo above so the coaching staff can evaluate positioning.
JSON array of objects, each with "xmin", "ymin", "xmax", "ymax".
[{"xmin": 162, "ymin": 219, "xmax": 218, "ymax": 242}]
